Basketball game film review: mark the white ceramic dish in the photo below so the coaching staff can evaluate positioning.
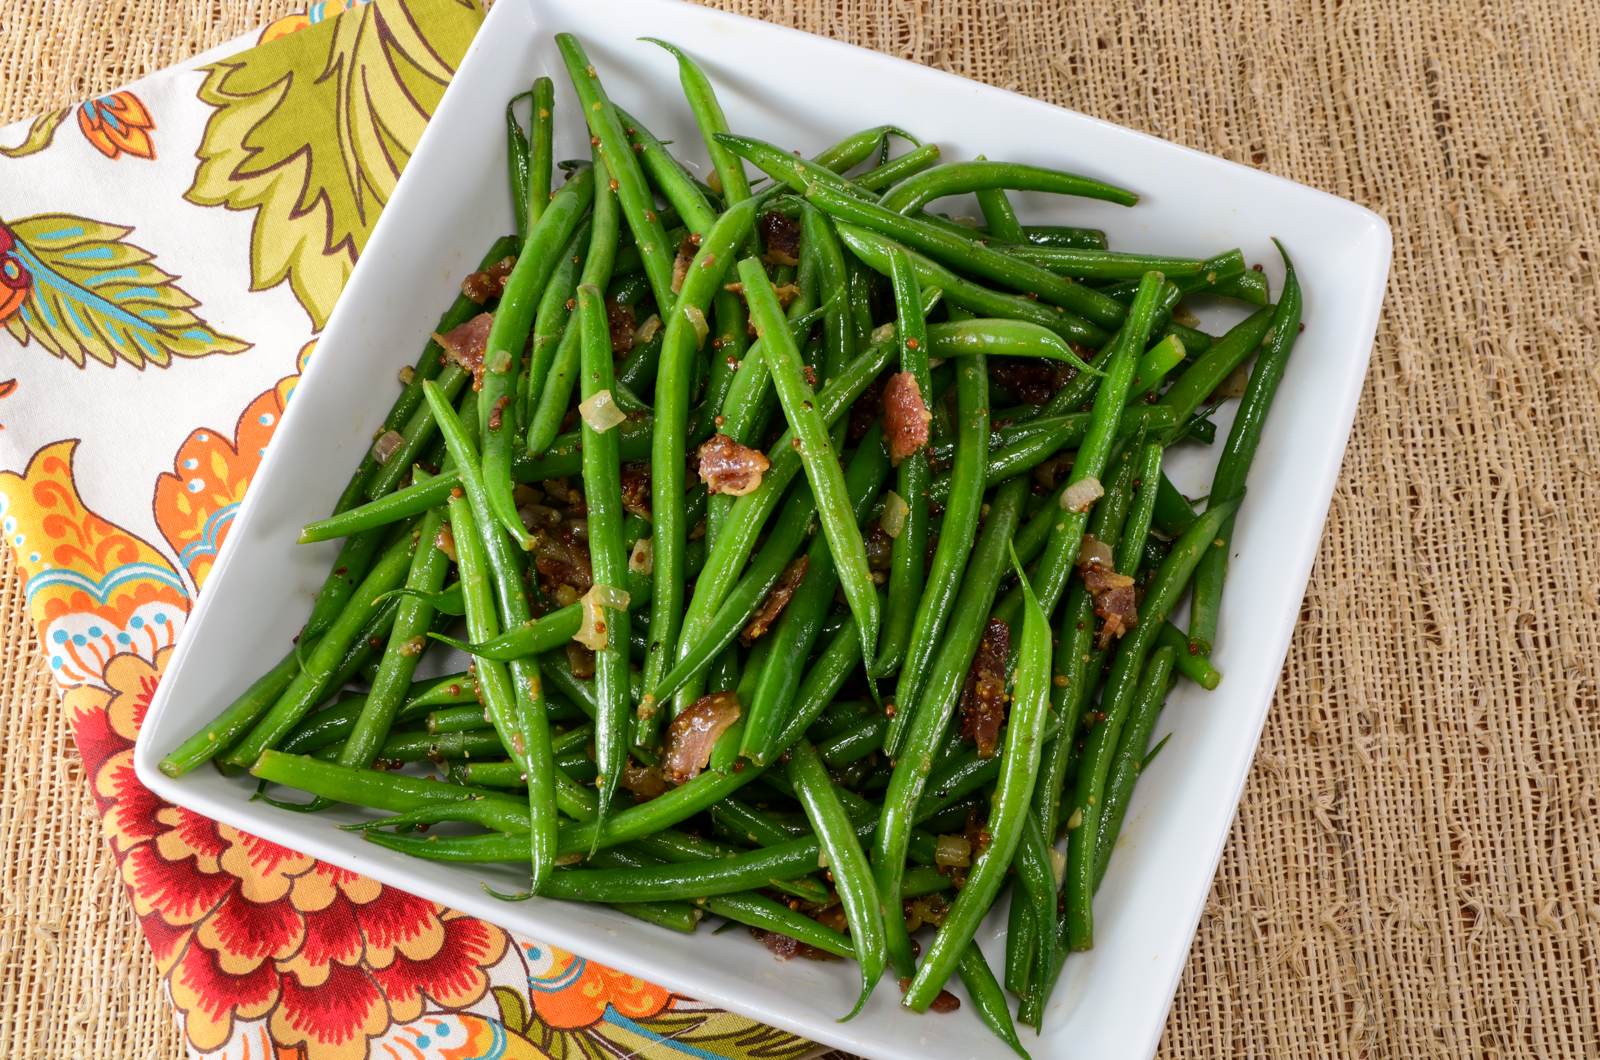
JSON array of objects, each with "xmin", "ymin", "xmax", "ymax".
[{"xmin": 134, "ymin": 0, "xmax": 1391, "ymax": 1055}]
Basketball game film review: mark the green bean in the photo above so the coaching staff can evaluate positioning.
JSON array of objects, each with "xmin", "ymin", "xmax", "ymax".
[
  {"xmin": 1024, "ymin": 224, "xmax": 1107, "ymax": 250},
  {"xmin": 479, "ymin": 164, "xmax": 595, "ymax": 545},
  {"xmin": 1064, "ymin": 497, "xmax": 1240, "ymax": 949},
  {"xmin": 696, "ymin": 893, "xmax": 853, "ymax": 959},
  {"xmin": 642, "ymin": 40, "xmax": 752, "ymax": 208},
  {"xmin": 1120, "ymin": 442, "xmax": 1165, "ymax": 573},
  {"xmin": 1008, "ymin": 809, "xmax": 1059, "ymax": 1024},
  {"xmin": 527, "ymin": 77, "xmax": 555, "ymax": 229},
  {"xmin": 1156, "ymin": 621, "xmax": 1222, "ymax": 689},
  {"xmin": 816, "ymin": 712, "xmax": 887, "ymax": 768},
  {"xmin": 329, "ymin": 727, "xmax": 504, "ymax": 766},
  {"xmin": 1094, "ymin": 645, "xmax": 1177, "ymax": 886},
  {"xmin": 1189, "ymin": 243, "xmax": 1301, "ymax": 652},
  {"xmin": 1007, "ymin": 272, "xmax": 1166, "ymax": 622},
  {"xmin": 876, "ymin": 478, "xmax": 1028, "ymax": 975},
  {"xmin": 835, "ymin": 223, "xmax": 1106, "ymax": 347},
  {"xmin": 1153, "ymin": 472, "xmax": 1199, "ymax": 537},
  {"xmin": 425, "ymin": 705, "xmax": 494, "ymax": 736},
  {"xmin": 505, "ymin": 95, "xmax": 531, "ymax": 238},
  {"xmin": 740, "ymin": 430, "xmax": 889, "ymax": 764},
  {"xmin": 886, "ymin": 352, "xmax": 988, "ymax": 754},
  {"xmin": 423, "ymin": 383, "xmax": 559, "ymax": 891},
  {"xmin": 924, "ymin": 318, "xmax": 1096, "ymax": 373},
  {"xmin": 904, "ymin": 543, "xmax": 1052, "ymax": 1010},
  {"xmin": 340, "ymin": 505, "xmax": 451, "ymax": 770},
  {"xmin": 522, "ymin": 220, "xmax": 589, "ymax": 444},
  {"xmin": 432, "ymin": 570, "xmax": 649, "ymax": 660},
  {"xmin": 808, "ymin": 183, "xmax": 1126, "ymax": 329},
  {"xmin": 738, "ymin": 256, "xmax": 879, "ymax": 665},
  {"xmin": 614, "ymin": 106, "xmax": 717, "ymax": 235},
  {"xmin": 878, "ymin": 158, "xmax": 1136, "ymax": 216},
  {"xmin": 814, "ymin": 124, "xmax": 919, "ymax": 173},
  {"xmin": 253, "ymin": 748, "xmax": 523, "ymax": 814},
  {"xmin": 958, "ymin": 944, "xmax": 1030, "ymax": 1058},
  {"xmin": 852, "ymin": 142, "xmax": 942, "ymax": 191},
  {"xmin": 222, "ymin": 526, "xmax": 416, "ymax": 769},
  {"xmin": 716, "ymin": 132, "xmax": 869, "ymax": 201},
  {"xmin": 639, "ymin": 199, "xmax": 764, "ymax": 745},
  {"xmin": 871, "ymin": 246, "xmax": 931, "ymax": 679},
  {"xmin": 556, "ymin": 34, "xmax": 676, "ymax": 311},
  {"xmin": 1011, "ymin": 245, "xmax": 1240, "ymax": 282},
  {"xmin": 788, "ymin": 740, "xmax": 887, "ymax": 1017},
  {"xmin": 973, "ymin": 160, "xmax": 1025, "ymax": 244},
  {"xmin": 576, "ymin": 283, "xmax": 631, "ymax": 824},
  {"xmin": 1130, "ymin": 334, "xmax": 1186, "ymax": 399},
  {"xmin": 1156, "ymin": 305, "xmax": 1274, "ymax": 428}
]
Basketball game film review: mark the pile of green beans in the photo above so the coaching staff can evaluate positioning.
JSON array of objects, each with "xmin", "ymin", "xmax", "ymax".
[{"xmin": 158, "ymin": 32, "xmax": 1305, "ymax": 1053}]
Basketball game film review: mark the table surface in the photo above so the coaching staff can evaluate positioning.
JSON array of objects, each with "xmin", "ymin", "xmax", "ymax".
[{"xmin": 3, "ymin": 1, "xmax": 1597, "ymax": 1057}]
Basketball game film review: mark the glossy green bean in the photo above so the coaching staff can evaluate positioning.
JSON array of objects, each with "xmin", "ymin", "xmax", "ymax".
[
  {"xmin": 904, "ymin": 543, "xmax": 1052, "ymax": 1010},
  {"xmin": 614, "ymin": 106, "xmax": 718, "ymax": 235},
  {"xmin": 639, "ymin": 199, "xmax": 764, "ymax": 744},
  {"xmin": 1024, "ymin": 224, "xmax": 1107, "ymax": 249},
  {"xmin": 739, "ymin": 255, "xmax": 880, "ymax": 670},
  {"xmin": 433, "ymin": 569, "xmax": 648, "ymax": 660},
  {"xmin": 924, "ymin": 318, "xmax": 1096, "ymax": 373},
  {"xmin": 972, "ymin": 160, "xmax": 1025, "ymax": 244},
  {"xmin": 1011, "ymin": 809, "xmax": 1058, "ymax": 1025},
  {"xmin": 526, "ymin": 77, "xmax": 555, "ymax": 229},
  {"xmin": 556, "ymin": 34, "xmax": 676, "ymax": 310},
  {"xmin": 887, "ymin": 353, "xmax": 989, "ymax": 754},
  {"xmin": 879, "ymin": 159, "xmax": 1136, "ymax": 214},
  {"xmin": 1156, "ymin": 305, "xmax": 1274, "ymax": 428},
  {"xmin": 814, "ymin": 124, "xmax": 919, "ymax": 173},
  {"xmin": 715, "ymin": 132, "xmax": 869, "ymax": 200},
  {"xmin": 1064, "ymin": 498, "xmax": 1241, "ymax": 949},
  {"xmin": 875, "ymin": 478, "xmax": 1028, "ymax": 976},
  {"xmin": 1119, "ymin": 442, "xmax": 1165, "ymax": 573},
  {"xmin": 871, "ymin": 245, "xmax": 931, "ymax": 678},
  {"xmin": 1188, "ymin": 244, "xmax": 1301, "ymax": 653},
  {"xmin": 522, "ymin": 220, "xmax": 589, "ymax": 445},
  {"xmin": 852, "ymin": 142, "xmax": 941, "ymax": 191},
  {"xmin": 1156, "ymin": 621, "xmax": 1222, "ymax": 689},
  {"xmin": 1012, "ymin": 245, "xmax": 1241, "ymax": 282},
  {"xmin": 643, "ymin": 40, "xmax": 752, "ymax": 208},
  {"xmin": 1130, "ymin": 334, "xmax": 1186, "ymax": 399},
  {"xmin": 958, "ymin": 944, "xmax": 1030, "ymax": 1058},
  {"xmin": 788, "ymin": 740, "xmax": 887, "ymax": 1017},
  {"xmin": 506, "ymin": 95, "xmax": 531, "ymax": 236},
  {"xmin": 479, "ymin": 165, "xmax": 595, "ymax": 545},
  {"xmin": 1094, "ymin": 645, "xmax": 1177, "ymax": 886},
  {"xmin": 697, "ymin": 893, "xmax": 853, "ymax": 958},
  {"xmin": 159, "ymin": 644, "xmax": 317, "ymax": 776}
]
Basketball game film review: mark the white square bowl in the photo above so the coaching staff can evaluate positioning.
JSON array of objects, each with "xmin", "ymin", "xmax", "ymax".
[{"xmin": 134, "ymin": 0, "xmax": 1391, "ymax": 1056}]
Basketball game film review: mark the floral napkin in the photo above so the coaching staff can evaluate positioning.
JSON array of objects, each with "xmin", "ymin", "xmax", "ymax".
[{"xmin": 0, "ymin": 2, "xmax": 817, "ymax": 1056}]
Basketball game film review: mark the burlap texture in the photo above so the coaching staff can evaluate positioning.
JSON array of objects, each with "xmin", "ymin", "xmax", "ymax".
[{"xmin": 3, "ymin": 1, "xmax": 1597, "ymax": 1057}]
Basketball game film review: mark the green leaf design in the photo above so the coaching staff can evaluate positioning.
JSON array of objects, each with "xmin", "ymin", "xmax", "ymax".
[
  {"xmin": 184, "ymin": 0, "xmax": 482, "ymax": 330},
  {"xmin": 492, "ymin": 986, "xmax": 529, "ymax": 1036},
  {"xmin": 0, "ymin": 213, "xmax": 250, "ymax": 368},
  {"xmin": 0, "ymin": 107, "xmax": 69, "ymax": 158},
  {"xmin": 614, "ymin": 1007, "xmax": 818, "ymax": 1059}
]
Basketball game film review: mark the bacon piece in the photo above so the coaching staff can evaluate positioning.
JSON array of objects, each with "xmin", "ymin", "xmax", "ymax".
[
  {"xmin": 607, "ymin": 300, "xmax": 636, "ymax": 354},
  {"xmin": 960, "ymin": 618, "xmax": 1011, "ymax": 758},
  {"xmin": 753, "ymin": 930, "xmax": 838, "ymax": 962},
  {"xmin": 759, "ymin": 211, "xmax": 801, "ymax": 266},
  {"xmin": 1084, "ymin": 565, "xmax": 1138, "ymax": 648},
  {"xmin": 671, "ymin": 233, "xmax": 697, "ymax": 294},
  {"xmin": 620, "ymin": 462, "xmax": 651, "ymax": 519},
  {"xmin": 533, "ymin": 520, "xmax": 592, "ymax": 595},
  {"xmin": 697, "ymin": 433, "xmax": 770, "ymax": 496},
  {"xmin": 990, "ymin": 357, "xmax": 1072, "ymax": 405},
  {"xmin": 882, "ymin": 371, "xmax": 932, "ymax": 464},
  {"xmin": 460, "ymin": 255, "xmax": 516, "ymax": 303},
  {"xmin": 620, "ymin": 764, "xmax": 667, "ymax": 801},
  {"xmin": 662, "ymin": 691, "xmax": 742, "ymax": 784},
  {"xmin": 432, "ymin": 312, "xmax": 494, "ymax": 389},
  {"xmin": 741, "ymin": 557, "xmax": 809, "ymax": 644}
]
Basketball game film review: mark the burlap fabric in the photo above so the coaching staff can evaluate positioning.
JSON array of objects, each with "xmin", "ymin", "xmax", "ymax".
[{"xmin": 3, "ymin": 1, "xmax": 1597, "ymax": 1057}]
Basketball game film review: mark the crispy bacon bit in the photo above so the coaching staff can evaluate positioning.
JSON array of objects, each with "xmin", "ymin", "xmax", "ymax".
[
  {"xmin": 753, "ymin": 929, "xmax": 838, "ymax": 962},
  {"xmin": 960, "ymin": 618, "xmax": 1011, "ymax": 758},
  {"xmin": 433, "ymin": 312, "xmax": 495, "ymax": 389},
  {"xmin": 565, "ymin": 642, "xmax": 595, "ymax": 680},
  {"xmin": 620, "ymin": 764, "xmax": 668, "ymax": 801},
  {"xmin": 773, "ymin": 282, "xmax": 801, "ymax": 308},
  {"xmin": 620, "ymin": 463, "xmax": 651, "ymax": 519},
  {"xmin": 460, "ymin": 255, "xmax": 516, "ymax": 303},
  {"xmin": 533, "ymin": 520, "xmax": 593, "ymax": 594},
  {"xmin": 697, "ymin": 433, "xmax": 770, "ymax": 496},
  {"xmin": 434, "ymin": 523, "xmax": 456, "ymax": 563},
  {"xmin": 606, "ymin": 300, "xmax": 637, "ymax": 354},
  {"xmin": 662, "ymin": 691, "xmax": 742, "ymax": 784},
  {"xmin": 742, "ymin": 557, "xmax": 809, "ymax": 644},
  {"xmin": 991, "ymin": 357, "xmax": 1072, "ymax": 405},
  {"xmin": 671, "ymin": 234, "xmax": 697, "ymax": 293},
  {"xmin": 882, "ymin": 371, "xmax": 932, "ymax": 464},
  {"xmin": 896, "ymin": 978, "xmax": 962, "ymax": 1012},
  {"xmin": 487, "ymin": 395, "xmax": 511, "ymax": 432},
  {"xmin": 759, "ymin": 211, "xmax": 801, "ymax": 265},
  {"xmin": 865, "ymin": 525, "xmax": 893, "ymax": 573},
  {"xmin": 802, "ymin": 363, "xmax": 819, "ymax": 388},
  {"xmin": 1084, "ymin": 565, "xmax": 1138, "ymax": 648}
]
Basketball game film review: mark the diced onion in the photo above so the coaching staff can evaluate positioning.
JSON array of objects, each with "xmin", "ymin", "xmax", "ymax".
[
  {"xmin": 1051, "ymin": 848, "xmax": 1067, "ymax": 887},
  {"xmin": 1066, "ymin": 807, "xmax": 1084, "ymax": 831},
  {"xmin": 629, "ymin": 537, "xmax": 654, "ymax": 575},
  {"xmin": 371, "ymin": 429, "xmax": 405, "ymax": 464},
  {"xmin": 871, "ymin": 322, "xmax": 896, "ymax": 345},
  {"xmin": 579, "ymin": 389, "xmax": 626, "ymax": 433},
  {"xmin": 487, "ymin": 349, "xmax": 512, "ymax": 375},
  {"xmin": 397, "ymin": 364, "xmax": 415, "ymax": 385},
  {"xmin": 683, "ymin": 304, "xmax": 709, "ymax": 348},
  {"xmin": 574, "ymin": 585, "xmax": 627, "ymax": 651},
  {"xmin": 934, "ymin": 834, "xmax": 972, "ymax": 868},
  {"xmin": 1077, "ymin": 533, "xmax": 1114, "ymax": 570},
  {"xmin": 881, "ymin": 491, "xmax": 909, "ymax": 539},
  {"xmin": 1061, "ymin": 475, "xmax": 1104, "ymax": 513},
  {"xmin": 633, "ymin": 313, "xmax": 662, "ymax": 346}
]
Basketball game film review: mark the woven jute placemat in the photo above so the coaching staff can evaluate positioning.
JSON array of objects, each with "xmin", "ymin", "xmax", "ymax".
[{"xmin": 3, "ymin": 1, "xmax": 1597, "ymax": 1057}]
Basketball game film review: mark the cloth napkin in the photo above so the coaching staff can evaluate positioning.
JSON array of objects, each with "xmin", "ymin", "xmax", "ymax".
[{"xmin": 0, "ymin": 2, "xmax": 818, "ymax": 1057}]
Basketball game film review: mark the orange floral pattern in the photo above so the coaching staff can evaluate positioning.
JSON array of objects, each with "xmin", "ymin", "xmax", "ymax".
[
  {"xmin": 77, "ymin": 91, "xmax": 156, "ymax": 160},
  {"xmin": 521, "ymin": 942, "xmax": 673, "ymax": 1030}
]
